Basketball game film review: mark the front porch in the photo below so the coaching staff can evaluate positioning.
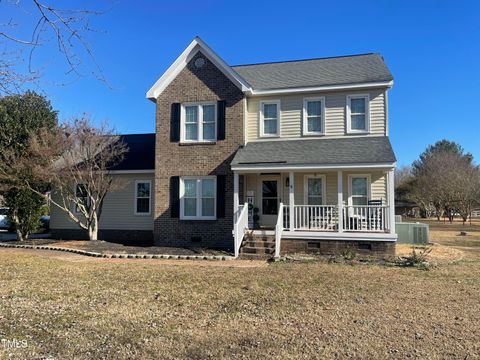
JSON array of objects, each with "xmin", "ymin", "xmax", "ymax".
[{"xmin": 232, "ymin": 168, "xmax": 396, "ymax": 258}]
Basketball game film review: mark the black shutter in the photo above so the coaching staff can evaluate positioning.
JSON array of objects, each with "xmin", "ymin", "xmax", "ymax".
[
  {"xmin": 216, "ymin": 175, "xmax": 226, "ymax": 218},
  {"xmin": 170, "ymin": 176, "xmax": 180, "ymax": 218},
  {"xmin": 217, "ymin": 100, "xmax": 226, "ymax": 140},
  {"xmin": 170, "ymin": 103, "xmax": 181, "ymax": 142}
]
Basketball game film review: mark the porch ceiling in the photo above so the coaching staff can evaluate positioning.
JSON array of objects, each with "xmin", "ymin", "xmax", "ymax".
[{"xmin": 231, "ymin": 136, "xmax": 396, "ymax": 171}]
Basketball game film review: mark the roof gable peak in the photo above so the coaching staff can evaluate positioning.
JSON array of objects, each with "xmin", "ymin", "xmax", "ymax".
[{"xmin": 146, "ymin": 37, "xmax": 251, "ymax": 100}]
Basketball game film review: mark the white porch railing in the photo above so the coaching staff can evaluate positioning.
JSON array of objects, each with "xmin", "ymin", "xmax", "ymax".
[
  {"xmin": 343, "ymin": 205, "xmax": 389, "ymax": 232},
  {"xmin": 233, "ymin": 203, "xmax": 249, "ymax": 258},
  {"xmin": 293, "ymin": 205, "xmax": 339, "ymax": 231},
  {"xmin": 286, "ymin": 204, "xmax": 390, "ymax": 233},
  {"xmin": 274, "ymin": 203, "xmax": 284, "ymax": 258}
]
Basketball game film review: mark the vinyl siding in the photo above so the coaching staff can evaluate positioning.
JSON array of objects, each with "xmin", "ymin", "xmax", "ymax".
[
  {"xmin": 50, "ymin": 173, "xmax": 155, "ymax": 231},
  {"xmin": 246, "ymin": 88, "xmax": 387, "ymax": 141},
  {"xmin": 242, "ymin": 171, "xmax": 386, "ymax": 208}
]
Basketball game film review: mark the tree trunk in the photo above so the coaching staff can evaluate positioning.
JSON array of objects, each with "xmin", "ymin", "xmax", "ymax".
[
  {"xmin": 88, "ymin": 213, "xmax": 99, "ymax": 241},
  {"xmin": 15, "ymin": 228, "xmax": 25, "ymax": 242},
  {"xmin": 12, "ymin": 214, "xmax": 26, "ymax": 241}
]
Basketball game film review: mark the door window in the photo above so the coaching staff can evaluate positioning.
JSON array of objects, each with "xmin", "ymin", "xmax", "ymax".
[{"xmin": 262, "ymin": 180, "xmax": 278, "ymax": 215}]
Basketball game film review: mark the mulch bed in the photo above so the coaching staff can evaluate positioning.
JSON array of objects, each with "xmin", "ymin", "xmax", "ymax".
[{"xmin": 0, "ymin": 239, "xmax": 229, "ymax": 256}]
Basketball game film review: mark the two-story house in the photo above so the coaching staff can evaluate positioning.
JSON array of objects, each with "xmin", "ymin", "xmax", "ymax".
[{"xmin": 51, "ymin": 37, "xmax": 397, "ymax": 258}]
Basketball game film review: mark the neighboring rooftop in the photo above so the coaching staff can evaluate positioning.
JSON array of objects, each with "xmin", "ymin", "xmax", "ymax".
[
  {"xmin": 231, "ymin": 136, "xmax": 396, "ymax": 168},
  {"xmin": 110, "ymin": 133, "xmax": 155, "ymax": 171},
  {"xmin": 231, "ymin": 53, "xmax": 393, "ymax": 90}
]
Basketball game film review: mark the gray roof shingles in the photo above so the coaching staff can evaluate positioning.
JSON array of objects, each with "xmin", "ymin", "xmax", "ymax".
[
  {"xmin": 231, "ymin": 137, "xmax": 396, "ymax": 168},
  {"xmin": 232, "ymin": 53, "xmax": 393, "ymax": 90}
]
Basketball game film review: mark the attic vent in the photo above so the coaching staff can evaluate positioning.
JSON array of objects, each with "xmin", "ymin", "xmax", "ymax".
[{"xmin": 194, "ymin": 57, "xmax": 205, "ymax": 69}]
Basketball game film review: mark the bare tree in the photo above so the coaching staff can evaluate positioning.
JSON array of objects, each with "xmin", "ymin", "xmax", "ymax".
[
  {"xmin": 412, "ymin": 150, "xmax": 479, "ymax": 223},
  {"xmin": 1, "ymin": 1, "xmax": 110, "ymax": 94},
  {"xmin": 1, "ymin": 116, "xmax": 128, "ymax": 240},
  {"xmin": 454, "ymin": 162, "xmax": 480, "ymax": 225}
]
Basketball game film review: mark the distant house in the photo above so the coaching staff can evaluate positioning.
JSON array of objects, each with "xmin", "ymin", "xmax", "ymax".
[{"xmin": 51, "ymin": 37, "xmax": 397, "ymax": 258}]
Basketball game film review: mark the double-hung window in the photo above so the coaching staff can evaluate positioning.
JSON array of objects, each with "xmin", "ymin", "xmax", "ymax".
[
  {"xmin": 260, "ymin": 100, "xmax": 280, "ymax": 137},
  {"xmin": 347, "ymin": 95, "xmax": 370, "ymax": 133},
  {"xmin": 135, "ymin": 180, "xmax": 151, "ymax": 215},
  {"xmin": 303, "ymin": 97, "xmax": 325, "ymax": 135},
  {"xmin": 348, "ymin": 175, "xmax": 370, "ymax": 206},
  {"xmin": 304, "ymin": 175, "xmax": 326, "ymax": 205},
  {"xmin": 180, "ymin": 177, "xmax": 216, "ymax": 220},
  {"xmin": 181, "ymin": 102, "xmax": 216, "ymax": 142}
]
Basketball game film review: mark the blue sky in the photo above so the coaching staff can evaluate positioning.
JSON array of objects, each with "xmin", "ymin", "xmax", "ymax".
[{"xmin": 3, "ymin": 0, "xmax": 480, "ymax": 166}]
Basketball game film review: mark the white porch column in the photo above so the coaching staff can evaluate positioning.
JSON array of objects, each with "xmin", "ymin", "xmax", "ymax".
[
  {"xmin": 233, "ymin": 172, "xmax": 239, "ymax": 216},
  {"xmin": 289, "ymin": 171, "xmax": 295, "ymax": 231},
  {"xmin": 387, "ymin": 169, "xmax": 396, "ymax": 234},
  {"xmin": 337, "ymin": 170, "xmax": 344, "ymax": 233}
]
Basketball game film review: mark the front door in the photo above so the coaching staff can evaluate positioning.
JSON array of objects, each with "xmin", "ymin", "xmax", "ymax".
[{"xmin": 260, "ymin": 177, "xmax": 281, "ymax": 227}]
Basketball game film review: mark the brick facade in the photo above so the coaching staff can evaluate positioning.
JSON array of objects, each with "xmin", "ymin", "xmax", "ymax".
[{"xmin": 154, "ymin": 51, "xmax": 245, "ymax": 250}]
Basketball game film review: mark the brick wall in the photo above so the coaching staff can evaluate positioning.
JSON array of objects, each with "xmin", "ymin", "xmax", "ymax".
[
  {"xmin": 154, "ymin": 51, "xmax": 245, "ymax": 250},
  {"xmin": 281, "ymin": 239, "xmax": 396, "ymax": 258}
]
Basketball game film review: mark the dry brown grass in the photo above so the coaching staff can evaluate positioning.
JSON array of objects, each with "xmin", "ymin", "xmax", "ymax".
[{"xmin": 0, "ymin": 221, "xmax": 479, "ymax": 359}]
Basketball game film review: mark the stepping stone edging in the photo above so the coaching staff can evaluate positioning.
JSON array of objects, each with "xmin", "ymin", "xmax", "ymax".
[{"xmin": 0, "ymin": 243, "xmax": 233, "ymax": 261}]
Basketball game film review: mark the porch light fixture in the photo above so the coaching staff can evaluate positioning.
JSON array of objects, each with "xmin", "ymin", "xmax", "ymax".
[{"xmin": 285, "ymin": 177, "xmax": 290, "ymax": 187}]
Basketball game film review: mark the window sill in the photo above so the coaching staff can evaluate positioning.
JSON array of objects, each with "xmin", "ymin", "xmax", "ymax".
[
  {"xmin": 302, "ymin": 132, "xmax": 325, "ymax": 137},
  {"xmin": 179, "ymin": 218, "xmax": 217, "ymax": 222},
  {"xmin": 179, "ymin": 141, "xmax": 217, "ymax": 146},
  {"xmin": 259, "ymin": 135, "xmax": 280, "ymax": 139},
  {"xmin": 134, "ymin": 213, "xmax": 151, "ymax": 216},
  {"xmin": 346, "ymin": 131, "xmax": 370, "ymax": 135}
]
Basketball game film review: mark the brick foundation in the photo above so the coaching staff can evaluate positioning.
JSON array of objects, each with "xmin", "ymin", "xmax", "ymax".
[
  {"xmin": 50, "ymin": 229, "xmax": 154, "ymax": 246},
  {"xmin": 280, "ymin": 239, "xmax": 396, "ymax": 257}
]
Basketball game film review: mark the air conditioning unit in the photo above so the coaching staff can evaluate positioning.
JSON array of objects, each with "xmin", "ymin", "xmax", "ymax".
[{"xmin": 395, "ymin": 223, "xmax": 429, "ymax": 244}]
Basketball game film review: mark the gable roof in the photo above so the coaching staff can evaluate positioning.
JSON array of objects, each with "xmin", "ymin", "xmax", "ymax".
[
  {"xmin": 146, "ymin": 37, "xmax": 251, "ymax": 100},
  {"xmin": 109, "ymin": 133, "xmax": 155, "ymax": 171},
  {"xmin": 231, "ymin": 136, "xmax": 396, "ymax": 169},
  {"xmin": 232, "ymin": 53, "xmax": 393, "ymax": 91},
  {"xmin": 147, "ymin": 37, "xmax": 393, "ymax": 100}
]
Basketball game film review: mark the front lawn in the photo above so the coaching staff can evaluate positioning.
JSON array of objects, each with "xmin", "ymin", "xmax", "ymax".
[{"xmin": 0, "ymin": 219, "xmax": 479, "ymax": 359}]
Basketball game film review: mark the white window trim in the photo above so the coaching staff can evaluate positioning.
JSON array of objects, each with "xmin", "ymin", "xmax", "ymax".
[
  {"xmin": 302, "ymin": 97, "xmax": 325, "ymax": 136},
  {"xmin": 73, "ymin": 183, "xmax": 89, "ymax": 215},
  {"xmin": 180, "ymin": 176, "xmax": 217, "ymax": 220},
  {"xmin": 134, "ymin": 180, "xmax": 152, "ymax": 216},
  {"xmin": 259, "ymin": 100, "xmax": 281, "ymax": 138},
  {"xmin": 180, "ymin": 101, "xmax": 217, "ymax": 143},
  {"xmin": 346, "ymin": 94, "xmax": 370, "ymax": 134},
  {"xmin": 303, "ymin": 175, "xmax": 327, "ymax": 205},
  {"xmin": 347, "ymin": 174, "xmax": 371, "ymax": 206}
]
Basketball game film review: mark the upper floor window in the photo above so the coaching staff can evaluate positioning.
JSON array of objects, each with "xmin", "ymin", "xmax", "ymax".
[
  {"xmin": 180, "ymin": 176, "xmax": 216, "ymax": 220},
  {"xmin": 135, "ymin": 180, "xmax": 151, "ymax": 215},
  {"xmin": 181, "ymin": 102, "xmax": 216, "ymax": 142},
  {"xmin": 303, "ymin": 97, "xmax": 325, "ymax": 135},
  {"xmin": 260, "ymin": 100, "xmax": 280, "ymax": 137},
  {"xmin": 347, "ymin": 95, "xmax": 370, "ymax": 134}
]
